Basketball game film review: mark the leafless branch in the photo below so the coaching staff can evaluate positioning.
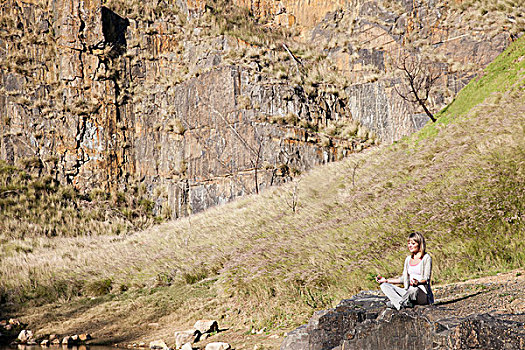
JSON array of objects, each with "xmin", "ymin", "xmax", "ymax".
[
  {"xmin": 284, "ymin": 179, "xmax": 300, "ymax": 213},
  {"xmin": 391, "ymin": 50, "xmax": 442, "ymax": 122}
]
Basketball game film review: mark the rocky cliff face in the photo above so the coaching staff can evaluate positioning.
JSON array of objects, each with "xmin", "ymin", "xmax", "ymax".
[
  {"xmin": 0, "ymin": 0, "xmax": 514, "ymax": 217},
  {"xmin": 0, "ymin": 0, "xmax": 366, "ymax": 217}
]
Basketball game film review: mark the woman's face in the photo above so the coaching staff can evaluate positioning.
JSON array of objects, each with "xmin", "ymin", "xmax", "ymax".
[{"xmin": 407, "ymin": 238, "xmax": 420, "ymax": 254}]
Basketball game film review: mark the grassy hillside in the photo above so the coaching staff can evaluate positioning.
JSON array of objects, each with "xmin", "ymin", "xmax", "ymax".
[{"xmin": 1, "ymin": 36, "xmax": 524, "ymax": 347}]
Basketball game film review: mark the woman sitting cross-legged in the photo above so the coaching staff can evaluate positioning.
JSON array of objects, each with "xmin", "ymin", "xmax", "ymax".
[{"xmin": 376, "ymin": 232, "xmax": 434, "ymax": 310}]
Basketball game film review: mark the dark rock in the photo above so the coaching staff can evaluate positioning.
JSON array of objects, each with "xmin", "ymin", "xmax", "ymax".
[
  {"xmin": 0, "ymin": 320, "xmax": 25, "ymax": 345},
  {"xmin": 281, "ymin": 292, "xmax": 525, "ymax": 350}
]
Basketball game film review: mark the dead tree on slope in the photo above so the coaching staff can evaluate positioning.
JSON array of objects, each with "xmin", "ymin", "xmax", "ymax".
[{"xmin": 392, "ymin": 51, "xmax": 442, "ymax": 122}]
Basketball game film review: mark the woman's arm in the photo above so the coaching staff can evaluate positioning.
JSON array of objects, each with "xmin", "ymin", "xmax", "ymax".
[
  {"xmin": 376, "ymin": 276, "xmax": 403, "ymax": 284},
  {"xmin": 422, "ymin": 254, "xmax": 432, "ymax": 282}
]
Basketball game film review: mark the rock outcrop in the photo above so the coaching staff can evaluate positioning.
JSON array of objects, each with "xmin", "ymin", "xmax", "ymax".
[
  {"xmin": 281, "ymin": 292, "xmax": 525, "ymax": 350},
  {"xmin": 309, "ymin": 1, "xmax": 511, "ymax": 142}
]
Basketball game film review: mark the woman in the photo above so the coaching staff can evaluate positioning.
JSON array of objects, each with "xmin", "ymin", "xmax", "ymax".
[{"xmin": 376, "ymin": 232, "xmax": 434, "ymax": 310}]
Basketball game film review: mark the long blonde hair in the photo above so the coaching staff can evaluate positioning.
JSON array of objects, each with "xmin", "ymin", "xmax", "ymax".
[{"xmin": 408, "ymin": 232, "xmax": 426, "ymax": 257}]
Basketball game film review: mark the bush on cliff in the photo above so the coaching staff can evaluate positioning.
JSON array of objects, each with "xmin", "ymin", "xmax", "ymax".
[{"xmin": 0, "ymin": 161, "xmax": 162, "ymax": 240}]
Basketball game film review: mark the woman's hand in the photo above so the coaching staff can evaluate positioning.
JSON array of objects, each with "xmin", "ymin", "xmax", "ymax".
[
  {"xmin": 376, "ymin": 275, "xmax": 387, "ymax": 284},
  {"xmin": 410, "ymin": 278, "xmax": 419, "ymax": 286}
]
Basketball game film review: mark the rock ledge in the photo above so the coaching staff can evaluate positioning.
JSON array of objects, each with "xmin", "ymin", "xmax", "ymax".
[{"xmin": 281, "ymin": 292, "xmax": 525, "ymax": 350}]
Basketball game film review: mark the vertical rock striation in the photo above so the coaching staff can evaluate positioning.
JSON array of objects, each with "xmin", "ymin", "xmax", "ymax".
[
  {"xmin": 0, "ymin": 0, "xmax": 365, "ymax": 217},
  {"xmin": 0, "ymin": 0, "xmax": 514, "ymax": 218}
]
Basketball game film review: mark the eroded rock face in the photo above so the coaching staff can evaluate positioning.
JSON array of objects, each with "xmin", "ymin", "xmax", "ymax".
[
  {"xmin": 0, "ymin": 0, "xmax": 366, "ymax": 218},
  {"xmin": 281, "ymin": 292, "xmax": 525, "ymax": 350},
  {"xmin": 309, "ymin": 2, "xmax": 510, "ymax": 142},
  {"xmin": 0, "ymin": 0, "xmax": 512, "ymax": 218}
]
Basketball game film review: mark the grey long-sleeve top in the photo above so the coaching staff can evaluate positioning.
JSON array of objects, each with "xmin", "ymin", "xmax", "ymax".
[{"xmin": 402, "ymin": 253, "xmax": 434, "ymax": 304}]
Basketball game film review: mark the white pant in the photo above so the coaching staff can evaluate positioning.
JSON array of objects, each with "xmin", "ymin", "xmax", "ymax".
[{"xmin": 380, "ymin": 283, "xmax": 428, "ymax": 310}]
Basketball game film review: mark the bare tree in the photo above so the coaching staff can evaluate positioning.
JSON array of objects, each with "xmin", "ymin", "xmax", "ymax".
[
  {"xmin": 349, "ymin": 159, "xmax": 364, "ymax": 188},
  {"xmin": 284, "ymin": 179, "xmax": 300, "ymax": 213},
  {"xmin": 392, "ymin": 51, "xmax": 442, "ymax": 122}
]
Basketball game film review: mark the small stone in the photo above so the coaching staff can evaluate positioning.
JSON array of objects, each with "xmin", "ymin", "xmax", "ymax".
[
  {"xmin": 174, "ymin": 330, "xmax": 201, "ymax": 349},
  {"xmin": 71, "ymin": 335, "xmax": 79, "ymax": 342},
  {"xmin": 17, "ymin": 330, "xmax": 33, "ymax": 343},
  {"xmin": 79, "ymin": 333, "xmax": 92, "ymax": 342},
  {"xmin": 9, "ymin": 319, "xmax": 21, "ymax": 326},
  {"xmin": 41, "ymin": 339, "xmax": 50, "ymax": 346},
  {"xmin": 139, "ymin": 342, "xmax": 146, "ymax": 347},
  {"xmin": 204, "ymin": 342, "xmax": 231, "ymax": 350},
  {"xmin": 49, "ymin": 334, "xmax": 58, "ymax": 341},
  {"xmin": 181, "ymin": 343, "xmax": 193, "ymax": 350},
  {"xmin": 148, "ymin": 323, "xmax": 160, "ymax": 328},
  {"xmin": 52, "ymin": 338, "xmax": 61, "ymax": 345},
  {"xmin": 149, "ymin": 340, "xmax": 169, "ymax": 350},
  {"xmin": 62, "ymin": 336, "xmax": 73, "ymax": 345},
  {"xmin": 193, "ymin": 320, "xmax": 219, "ymax": 334}
]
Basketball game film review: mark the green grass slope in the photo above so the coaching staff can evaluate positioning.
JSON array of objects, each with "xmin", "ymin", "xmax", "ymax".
[{"xmin": 1, "ymin": 37, "xmax": 524, "ymax": 344}]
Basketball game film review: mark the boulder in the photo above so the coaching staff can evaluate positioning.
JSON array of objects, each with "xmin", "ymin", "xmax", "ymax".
[
  {"xmin": 9, "ymin": 319, "xmax": 21, "ymax": 326},
  {"xmin": 149, "ymin": 339, "xmax": 169, "ymax": 350},
  {"xmin": 180, "ymin": 343, "xmax": 193, "ymax": 350},
  {"xmin": 193, "ymin": 320, "xmax": 219, "ymax": 334},
  {"xmin": 17, "ymin": 330, "xmax": 33, "ymax": 343},
  {"xmin": 204, "ymin": 343, "xmax": 231, "ymax": 350},
  {"xmin": 174, "ymin": 330, "xmax": 201, "ymax": 349},
  {"xmin": 78, "ymin": 333, "xmax": 92, "ymax": 342},
  {"xmin": 62, "ymin": 336, "xmax": 75, "ymax": 345},
  {"xmin": 281, "ymin": 292, "xmax": 525, "ymax": 350}
]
